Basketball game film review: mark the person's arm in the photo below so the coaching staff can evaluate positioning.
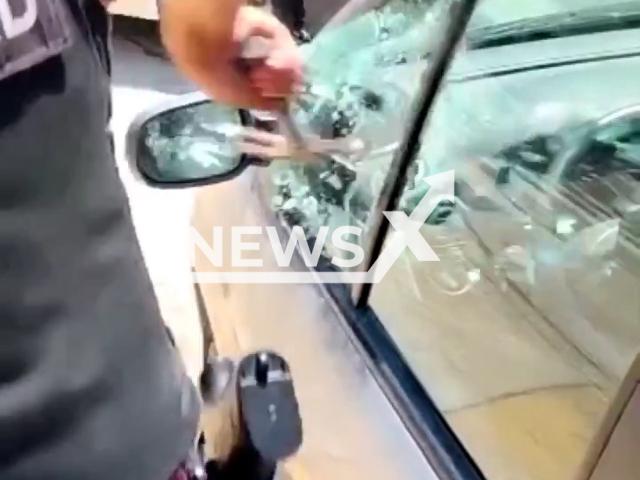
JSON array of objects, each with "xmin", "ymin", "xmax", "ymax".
[{"xmin": 158, "ymin": 0, "xmax": 292, "ymax": 110}]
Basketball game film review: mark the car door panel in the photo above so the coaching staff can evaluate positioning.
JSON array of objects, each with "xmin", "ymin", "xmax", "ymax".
[{"xmin": 191, "ymin": 168, "xmax": 438, "ymax": 480}]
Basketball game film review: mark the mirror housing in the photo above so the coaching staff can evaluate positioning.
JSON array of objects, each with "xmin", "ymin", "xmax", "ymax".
[{"xmin": 125, "ymin": 93, "xmax": 267, "ymax": 189}]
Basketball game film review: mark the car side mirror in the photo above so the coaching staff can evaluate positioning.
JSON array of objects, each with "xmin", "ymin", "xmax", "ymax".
[{"xmin": 125, "ymin": 93, "xmax": 263, "ymax": 188}]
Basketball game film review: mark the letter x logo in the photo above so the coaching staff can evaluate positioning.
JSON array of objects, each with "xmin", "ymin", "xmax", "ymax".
[{"xmin": 366, "ymin": 170, "xmax": 455, "ymax": 282}]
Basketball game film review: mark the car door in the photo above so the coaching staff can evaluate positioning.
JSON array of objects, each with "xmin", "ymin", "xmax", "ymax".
[
  {"xmin": 126, "ymin": 1, "xmax": 479, "ymax": 479},
  {"xmin": 125, "ymin": 1, "xmax": 640, "ymax": 480}
]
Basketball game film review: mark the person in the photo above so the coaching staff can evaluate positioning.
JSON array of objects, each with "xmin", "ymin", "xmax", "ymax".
[{"xmin": 0, "ymin": 1, "xmax": 302, "ymax": 480}]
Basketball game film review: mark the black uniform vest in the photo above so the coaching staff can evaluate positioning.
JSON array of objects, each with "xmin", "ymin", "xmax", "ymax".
[{"xmin": 0, "ymin": 1, "xmax": 200, "ymax": 479}]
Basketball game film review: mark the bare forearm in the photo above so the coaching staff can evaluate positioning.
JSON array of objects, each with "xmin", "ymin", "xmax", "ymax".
[
  {"xmin": 159, "ymin": 0, "xmax": 241, "ymax": 41},
  {"xmin": 158, "ymin": 0, "xmax": 296, "ymax": 110},
  {"xmin": 159, "ymin": 0, "xmax": 251, "ymax": 104}
]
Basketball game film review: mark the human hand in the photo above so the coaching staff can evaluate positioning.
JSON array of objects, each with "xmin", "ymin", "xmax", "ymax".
[
  {"xmin": 159, "ymin": 0, "xmax": 302, "ymax": 111},
  {"xmin": 233, "ymin": 6, "xmax": 304, "ymax": 104}
]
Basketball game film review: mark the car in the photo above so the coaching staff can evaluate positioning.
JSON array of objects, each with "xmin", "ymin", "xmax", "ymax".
[{"xmin": 124, "ymin": 1, "xmax": 640, "ymax": 480}]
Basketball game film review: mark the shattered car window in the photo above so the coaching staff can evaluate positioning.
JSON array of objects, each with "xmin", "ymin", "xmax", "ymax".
[
  {"xmin": 268, "ymin": 0, "xmax": 640, "ymax": 259},
  {"xmin": 267, "ymin": 0, "xmax": 451, "ymax": 261}
]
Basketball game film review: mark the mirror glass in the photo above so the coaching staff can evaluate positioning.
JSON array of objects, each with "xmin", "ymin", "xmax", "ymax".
[{"xmin": 137, "ymin": 101, "xmax": 244, "ymax": 184}]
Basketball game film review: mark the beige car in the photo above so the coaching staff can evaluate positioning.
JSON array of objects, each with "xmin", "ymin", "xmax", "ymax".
[{"xmin": 125, "ymin": 1, "xmax": 640, "ymax": 480}]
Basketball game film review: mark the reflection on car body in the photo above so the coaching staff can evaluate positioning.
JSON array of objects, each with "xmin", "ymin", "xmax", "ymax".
[{"xmin": 125, "ymin": 1, "xmax": 640, "ymax": 480}]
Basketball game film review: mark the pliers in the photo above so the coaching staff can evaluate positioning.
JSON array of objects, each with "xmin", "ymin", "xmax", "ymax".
[{"xmin": 213, "ymin": 120, "xmax": 367, "ymax": 161}]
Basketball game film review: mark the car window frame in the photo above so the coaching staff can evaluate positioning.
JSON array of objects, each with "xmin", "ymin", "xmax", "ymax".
[{"xmin": 351, "ymin": 0, "xmax": 477, "ymax": 306}]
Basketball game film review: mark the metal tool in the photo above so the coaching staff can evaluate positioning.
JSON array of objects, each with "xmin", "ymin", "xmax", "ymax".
[{"xmin": 213, "ymin": 123, "xmax": 366, "ymax": 161}]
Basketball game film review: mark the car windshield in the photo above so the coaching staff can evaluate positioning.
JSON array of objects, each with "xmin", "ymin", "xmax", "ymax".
[{"xmin": 265, "ymin": 1, "xmax": 640, "ymax": 480}]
